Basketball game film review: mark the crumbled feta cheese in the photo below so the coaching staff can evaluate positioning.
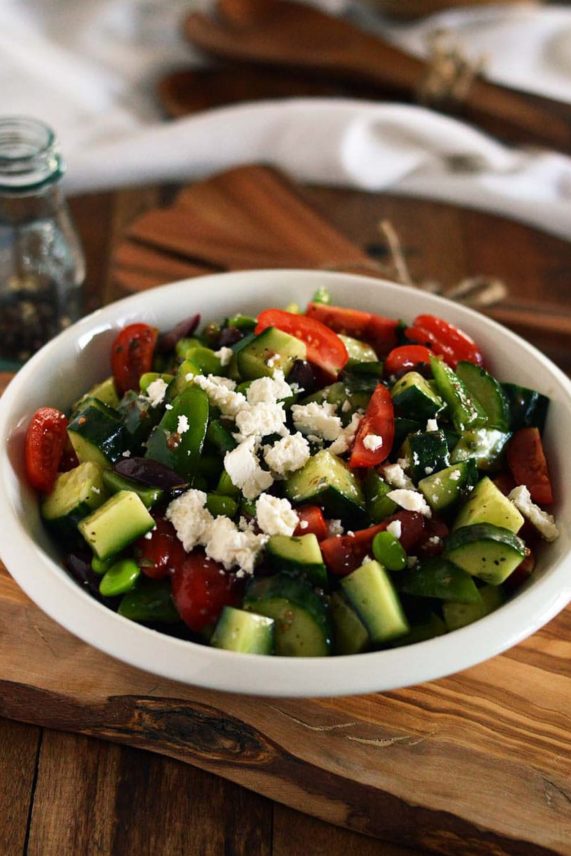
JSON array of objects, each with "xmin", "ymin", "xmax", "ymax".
[
  {"xmin": 166, "ymin": 489, "xmax": 213, "ymax": 552},
  {"xmin": 91, "ymin": 486, "xmax": 100, "ymax": 494},
  {"xmin": 255, "ymin": 494, "xmax": 299, "ymax": 537},
  {"xmin": 191, "ymin": 374, "xmax": 246, "ymax": 418},
  {"xmin": 247, "ymin": 371, "xmax": 292, "ymax": 405},
  {"xmin": 165, "ymin": 403, "xmax": 173, "ymax": 411},
  {"xmin": 383, "ymin": 462, "xmax": 414, "ymax": 490},
  {"xmin": 328, "ymin": 519, "xmax": 344, "ymax": 536},
  {"xmin": 121, "ymin": 450, "xmax": 132, "ymax": 458},
  {"xmin": 426, "ymin": 419, "xmax": 439, "ymax": 432},
  {"xmin": 214, "ymin": 346, "xmax": 233, "ymax": 367},
  {"xmin": 363, "ymin": 434, "xmax": 383, "ymax": 452},
  {"xmin": 204, "ymin": 515, "xmax": 267, "ymax": 574},
  {"xmin": 427, "ymin": 535, "xmax": 441, "ymax": 545},
  {"xmin": 291, "ymin": 401, "xmax": 343, "ymax": 442},
  {"xmin": 508, "ymin": 485, "xmax": 560, "ymax": 542},
  {"xmin": 386, "ymin": 520, "xmax": 402, "ymax": 540},
  {"xmin": 341, "ymin": 400, "xmax": 351, "ymax": 413},
  {"xmin": 146, "ymin": 378, "xmax": 168, "ymax": 408},
  {"xmin": 387, "ymin": 489, "xmax": 432, "ymax": 517},
  {"xmin": 234, "ymin": 401, "xmax": 287, "ymax": 441},
  {"xmin": 224, "ymin": 437, "xmax": 273, "ymax": 500},
  {"xmin": 424, "ymin": 466, "xmax": 433, "ymax": 475},
  {"xmin": 328, "ymin": 412, "xmax": 362, "ymax": 455},
  {"xmin": 266, "ymin": 353, "xmax": 280, "ymax": 368},
  {"xmin": 450, "ymin": 469, "xmax": 461, "ymax": 481},
  {"xmin": 300, "ymin": 520, "xmax": 309, "ymax": 530},
  {"xmin": 177, "ymin": 415, "xmax": 190, "ymax": 435},
  {"xmin": 264, "ymin": 432, "xmax": 310, "ymax": 477}
]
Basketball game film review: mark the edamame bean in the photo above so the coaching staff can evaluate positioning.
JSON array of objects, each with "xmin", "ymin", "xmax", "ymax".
[{"xmin": 372, "ymin": 531, "xmax": 407, "ymax": 572}]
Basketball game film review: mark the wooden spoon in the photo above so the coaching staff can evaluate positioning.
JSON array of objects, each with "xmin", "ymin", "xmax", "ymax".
[{"xmin": 184, "ymin": 0, "xmax": 571, "ymax": 153}]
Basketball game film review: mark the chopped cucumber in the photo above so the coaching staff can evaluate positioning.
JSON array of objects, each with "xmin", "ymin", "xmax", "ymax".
[
  {"xmin": 118, "ymin": 578, "xmax": 181, "ymax": 624},
  {"xmin": 139, "ymin": 372, "xmax": 174, "ymax": 393},
  {"xmin": 330, "ymin": 592, "xmax": 369, "ymax": 655},
  {"xmin": 285, "ymin": 450, "xmax": 366, "ymax": 524},
  {"xmin": 244, "ymin": 573, "xmax": 331, "ymax": 657},
  {"xmin": 396, "ymin": 557, "xmax": 481, "ymax": 603},
  {"xmin": 502, "ymin": 383, "xmax": 549, "ymax": 433},
  {"xmin": 364, "ymin": 471, "xmax": 398, "ymax": 523},
  {"xmin": 341, "ymin": 560, "xmax": 409, "ymax": 644},
  {"xmin": 453, "ymin": 476, "xmax": 523, "ymax": 533},
  {"xmin": 391, "ymin": 371, "xmax": 445, "ymax": 420},
  {"xmin": 117, "ymin": 390, "xmax": 162, "ymax": 451},
  {"xmin": 408, "ymin": 430, "xmax": 450, "ymax": 482},
  {"xmin": 102, "ymin": 469, "xmax": 163, "ymax": 508},
  {"xmin": 388, "ymin": 613, "xmax": 447, "ymax": 648},
  {"xmin": 211, "ymin": 606, "xmax": 275, "ymax": 655},
  {"xmin": 266, "ymin": 534, "xmax": 327, "ymax": 587},
  {"xmin": 238, "ymin": 327, "xmax": 306, "ymax": 380},
  {"xmin": 42, "ymin": 462, "xmax": 108, "ymax": 538},
  {"xmin": 430, "ymin": 356, "xmax": 487, "ymax": 432},
  {"xmin": 444, "ymin": 523, "xmax": 526, "ymax": 584},
  {"xmin": 68, "ymin": 398, "xmax": 127, "ymax": 467},
  {"xmin": 73, "ymin": 377, "xmax": 120, "ymax": 412},
  {"xmin": 443, "ymin": 585, "xmax": 505, "ymax": 631},
  {"xmin": 455, "ymin": 362, "xmax": 510, "ymax": 431},
  {"xmin": 339, "ymin": 335, "xmax": 377, "ymax": 364},
  {"xmin": 78, "ymin": 490, "xmax": 155, "ymax": 560},
  {"xmin": 418, "ymin": 460, "xmax": 478, "ymax": 512},
  {"xmin": 451, "ymin": 428, "xmax": 511, "ymax": 471}
]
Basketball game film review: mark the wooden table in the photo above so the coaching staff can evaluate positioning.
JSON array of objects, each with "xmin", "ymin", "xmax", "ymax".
[{"xmin": 2, "ymin": 183, "xmax": 570, "ymax": 856}]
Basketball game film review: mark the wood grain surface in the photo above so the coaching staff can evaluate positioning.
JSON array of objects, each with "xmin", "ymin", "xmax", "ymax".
[{"xmin": 1, "ymin": 180, "xmax": 570, "ymax": 856}]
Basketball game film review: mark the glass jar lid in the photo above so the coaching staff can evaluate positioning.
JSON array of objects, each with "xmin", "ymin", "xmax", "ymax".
[{"xmin": 0, "ymin": 117, "xmax": 64, "ymax": 193}]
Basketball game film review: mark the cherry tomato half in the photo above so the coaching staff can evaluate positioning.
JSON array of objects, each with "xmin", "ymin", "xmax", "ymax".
[
  {"xmin": 24, "ymin": 407, "xmax": 68, "ymax": 493},
  {"xmin": 306, "ymin": 303, "xmax": 399, "ymax": 357},
  {"xmin": 111, "ymin": 323, "xmax": 158, "ymax": 395},
  {"xmin": 405, "ymin": 314, "xmax": 483, "ymax": 368},
  {"xmin": 135, "ymin": 517, "xmax": 187, "ymax": 580},
  {"xmin": 294, "ymin": 505, "xmax": 329, "ymax": 541},
  {"xmin": 171, "ymin": 549, "xmax": 244, "ymax": 632},
  {"xmin": 384, "ymin": 345, "xmax": 432, "ymax": 379},
  {"xmin": 255, "ymin": 309, "xmax": 349, "ymax": 379},
  {"xmin": 349, "ymin": 384, "xmax": 394, "ymax": 469},
  {"xmin": 506, "ymin": 427, "xmax": 554, "ymax": 506}
]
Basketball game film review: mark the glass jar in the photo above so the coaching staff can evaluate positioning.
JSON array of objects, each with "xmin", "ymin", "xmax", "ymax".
[{"xmin": 0, "ymin": 117, "xmax": 85, "ymax": 366}]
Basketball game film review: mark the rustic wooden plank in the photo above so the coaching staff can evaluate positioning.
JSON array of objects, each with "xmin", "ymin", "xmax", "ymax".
[{"xmin": 0, "ymin": 717, "xmax": 41, "ymax": 856}]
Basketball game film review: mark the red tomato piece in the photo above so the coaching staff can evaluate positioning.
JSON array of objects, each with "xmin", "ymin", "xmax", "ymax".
[
  {"xmin": 320, "ymin": 511, "xmax": 426, "ymax": 577},
  {"xmin": 506, "ymin": 427, "xmax": 554, "ymax": 505},
  {"xmin": 293, "ymin": 505, "xmax": 329, "ymax": 541},
  {"xmin": 135, "ymin": 517, "xmax": 187, "ymax": 580},
  {"xmin": 384, "ymin": 345, "xmax": 432, "ymax": 379},
  {"xmin": 111, "ymin": 322, "xmax": 158, "ymax": 395},
  {"xmin": 306, "ymin": 303, "xmax": 399, "ymax": 357},
  {"xmin": 171, "ymin": 549, "xmax": 244, "ymax": 632},
  {"xmin": 349, "ymin": 384, "xmax": 394, "ymax": 469},
  {"xmin": 255, "ymin": 309, "xmax": 348, "ymax": 378},
  {"xmin": 24, "ymin": 407, "xmax": 68, "ymax": 493},
  {"xmin": 58, "ymin": 438, "xmax": 80, "ymax": 473},
  {"xmin": 406, "ymin": 314, "xmax": 483, "ymax": 368}
]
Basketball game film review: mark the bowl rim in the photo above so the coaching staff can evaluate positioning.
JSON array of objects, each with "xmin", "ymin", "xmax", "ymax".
[{"xmin": 1, "ymin": 268, "xmax": 570, "ymax": 698}]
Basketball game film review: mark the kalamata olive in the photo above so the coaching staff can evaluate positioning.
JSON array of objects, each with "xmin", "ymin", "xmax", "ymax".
[
  {"xmin": 287, "ymin": 360, "xmax": 319, "ymax": 395},
  {"xmin": 64, "ymin": 552, "xmax": 107, "ymax": 600},
  {"xmin": 156, "ymin": 314, "xmax": 200, "ymax": 353},
  {"xmin": 218, "ymin": 326, "xmax": 244, "ymax": 347},
  {"xmin": 114, "ymin": 457, "xmax": 189, "ymax": 490}
]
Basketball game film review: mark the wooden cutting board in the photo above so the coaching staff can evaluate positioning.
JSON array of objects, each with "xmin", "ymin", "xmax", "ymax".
[{"xmin": 1, "ymin": 364, "xmax": 570, "ymax": 855}]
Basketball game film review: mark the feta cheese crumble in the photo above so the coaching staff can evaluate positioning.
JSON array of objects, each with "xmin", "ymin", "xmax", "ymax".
[
  {"xmin": 328, "ymin": 519, "xmax": 344, "ymax": 536},
  {"xmin": 214, "ymin": 346, "xmax": 233, "ymax": 367},
  {"xmin": 204, "ymin": 515, "xmax": 267, "ymax": 575},
  {"xmin": 363, "ymin": 434, "xmax": 383, "ymax": 452},
  {"xmin": 263, "ymin": 432, "xmax": 310, "ymax": 477},
  {"xmin": 508, "ymin": 485, "xmax": 560, "ymax": 542},
  {"xmin": 426, "ymin": 418, "xmax": 439, "ymax": 432},
  {"xmin": 177, "ymin": 415, "xmax": 190, "ymax": 435},
  {"xmin": 291, "ymin": 401, "xmax": 343, "ymax": 442},
  {"xmin": 246, "ymin": 371, "xmax": 291, "ymax": 405},
  {"xmin": 165, "ymin": 489, "xmax": 213, "ymax": 552},
  {"xmin": 328, "ymin": 412, "xmax": 362, "ymax": 455},
  {"xmin": 191, "ymin": 374, "xmax": 246, "ymax": 418},
  {"xmin": 146, "ymin": 378, "xmax": 168, "ymax": 408},
  {"xmin": 234, "ymin": 401, "xmax": 287, "ymax": 441},
  {"xmin": 387, "ymin": 488, "xmax": 432, "ymax": 517},
  {"xmin": 386, "ymin": 520, "xmax": 402, "ymax": 540},
  {"xmin": 382, "ymin": 462, "xmax": 414, "ymax": 490},
  {"xmin": 224, "ymin": 437, "xmax": 273, "ymax": 500},
  {"xmin": 255, "ymin": 494, "xmax": 299, "ymax": 537}
]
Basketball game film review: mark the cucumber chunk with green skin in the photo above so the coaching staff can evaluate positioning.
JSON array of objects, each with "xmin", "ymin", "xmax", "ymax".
[
  {"xmin": 237, "ymin": 327, "xmax": 306, "ymax": 380},
  {"xmin": 455, "ymin": 362, "xmax": 510, "ymax": 431},
  {"xmin": 73, "ymin": 377, "xmax": 120, "ymax": 412},
  {"xmin": 68, "ymin": 399, "xmax": 128, "ymax": 468},
  {"xmin": 211, "ymin": 606, "xmax": 275, "ymax": 655},
  {"xmin": 285, "ymin": 450, "xmax": 366, "ymax": 524},
  {"xmin": 206, "ymin": 493, "xmax": 239, "ymax": 518},
  {"xmin": 341, "ymin": 560, "xmax": 409, "ymax": 644},
  {"xmin": 418, "ymin": 460, "xmax": 478, "ymax": 512},
  {"xmin": 330, "ymin": 592, "xmax": 369, "ymax": 655},
  {"xmin": 396, "ymin": 557, "xmax": 482, "ymax": 603},
  {"xmin": 118, "ymin": 578, "xmax": 181, "ymax": 624},
  {"xmin": 342, "ymin": 361, "xmax": 384, "ymax": 380},
  {"xmin": 244, "ymin": 574, "xmax": 332, "ymax": 657},
  {"xmin": 78, "ymin": 490, "xmax": 155, "ymax": 560},
  {"xmin": 453, "ymin": 476, "xmax": 523, "ymax": 533},
  {"xmin": 266, "ymin": 534, "xmax": 327, "ymax": 587},
  {"xmin": 301, "ymin": 381, "xmax": 370, "ymax": 422},
  {"xmin": 42, "ymin": 462, "xmax": 108, "ymax": 539},
  {"xmin": 117, "ymin": 390, "xmax": 162, "ymax": 450},
  {"xmin": 408, "ymin": 430, "xmax": 450, "ymax": 482},
  {"xmin": 391, "ymin": 371, "xmax": 445, "ymax": 420},
  {"xmin": 145, "ymin": 386, "xmax": 209, "ymax": 479},
  {"xmin": 429, "ymin": 356, "xmax": 487, "ymax": 432},
  {"xmin": 393, "ymin": 417, "xmax": 422, "ymax": 449},
  {"xmin": 102, "ymin": 470, "xmax": 163, "ymax": 509},
  {"xmin": 451, "ymin": 428, "xmax": 511, "ymax": 471},
  {"xmin": 502, "ymin": 383, "xmax": 549, "ymax": 433},
  {"xmin": 338, "ymin": 334, "xmax": 378, "ymax": 364},
  {"xmin": 443, "ymin": 585, "xmax": 505, "ymax": 631},
  {"xmin": 388, "ymin": 613, "xmax": 447, "ymax": 648},
  {"xmin": 444, "ymin": 524, "xmax": 526, "ymax": 584},
  {"xmin": 364, "ymin": 471, "xmax": 398, "ymax": 523},
  {"xmin": 372, "ymin": 531, "xmax": 407, "ymax": 572},
  {"xmin": 99, "ymin": 558, "xmax": 141, "ymax": 598}
]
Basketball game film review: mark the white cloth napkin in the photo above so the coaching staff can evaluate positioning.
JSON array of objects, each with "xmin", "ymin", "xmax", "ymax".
[{"xmin": 2, "ymin": 1, "xmax": 570, "ymax": 241}]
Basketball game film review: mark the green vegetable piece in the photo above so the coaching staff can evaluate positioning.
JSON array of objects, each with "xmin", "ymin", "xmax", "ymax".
[
  {"xmin": 73, "ymin": 377, "xmax": 120, "ymax": 412},
  {"xmin": 206, "ymin": 419, "xmax": 237, "ymax": 454},
  {"xmin": 372, "ymin": 531, "xmax": 407, "ymax": 572},
  {"xmin": 418, "ymin": 460, "xmax": 478, "ymax": 512},
  {"xmin": 391, "ymin": 371, "xmax": 445, "ymax": 420},
  {"xmin": 397, "ymin": 558, "xmax": 481, "ymax": 603},
  {"xmin": 330, "ymin": 592, "xmax": 369, "ymax": 655},
  {"xmin": 102, "ymin": 469, "xmax": 163, "ymax": 508},
  {"xmin": 341, "ymin": 560, "xmax": 409, "ymax": 644},
  {"xmin": 338, "ymin": 334, "xmax": 378, "ymax": 364},
  {"xmin": 388, "ymin": 613, "xmax": 447, "ymax": 648},
  {"xmin": 91, "ymin": 555, "xmax": 116, "ymax": 576},
  {"xmin": 216, "ymin": 470, "xmax": 240, "ymax": 498},
  {"xmin": 453, "ymin": 476, "xmax": 523, "ymax": 533},
  {"xmin": 450, "ymin": 428, "xmax": 511, "ymax": 471},
  {"xmin": 455, "ymin": 362, "xmax": 510, "ymax": 431},
  {"xmin": 172, "ymin": 349, "xmax": 222, "ymax": 395},
  {"xmin": 408, "ymin": 430, "xmax": 450, "ymax": 482},
  {"xmin": 225, "ymin": 314, "xmax": 257, "ymax": 332},
  {"xmin": 502, "ymin": 383, "xmax": 549, "ymax": 433},
  {"xmin": 139, "ymin": 372, "xmax": 174, "ymax": 393},
  {"xmin": 118, "ymin": 578, "xmax": 180, "ymax": 623},
  {"xmin": 312, "ymin": 286, "xmax": 331, "ymax": 305},
  {"xmin": 175, "ymin": 337, "xmax": 201, "ymax": 360},
  {"xmin": 99, "ymin": 558, "xmax": 141, "ymax": 598},
  {"xmin": 206, "ymin": 493, "xmax": 239, "ymax": 518},
  {"xmin": 145, "ymin": 385, "xmax": 209, "ymax": 478},
  {"xmin": 238, "ymin": 327, "xmax": 306, "ymax": 380},
  {"xmin": 41, "ymin": 461, "xmax": 108, "ymax": 538},
  {"xmin": 78, "ymin": 490, "xmax": 155, "ymax": 560},
  {"xmin": 67, "ymin": 398, "xmax": 127, "ymax": 468},
  {"xmin": 444, "ymin": 523, "xmax": 526, "ymax": 585},
  {"xmin": 211, "ymin": 606, "xmax": 275, "ymax": 655},
  {"xmin": 266, "ymin": 533, "xmax": 327, "ymax": 587},
  {"xmin": 443, "ymin": 585, "xmax": 505, "ymax": 631},
  {"xmin": 429, "ymin": 356, "xmax": 487, "ymax": 432},
  {"xmin": 364, "ymin": 471, "xmax": 398, "ymax": 523},
  {"xmin": 285, "ymin": 450, "xmax": 366, "ymax": 524}
]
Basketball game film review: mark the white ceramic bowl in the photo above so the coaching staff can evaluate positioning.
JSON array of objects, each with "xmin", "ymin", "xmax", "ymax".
[{"xmin": 1, "ymin": 270, "xmax": 570, "ymax": 698}]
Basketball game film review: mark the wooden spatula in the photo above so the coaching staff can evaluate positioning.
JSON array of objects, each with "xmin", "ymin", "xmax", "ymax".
[{"xmin": 184, "ymin": 0, "xmax": 571, "ymax": 153}]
